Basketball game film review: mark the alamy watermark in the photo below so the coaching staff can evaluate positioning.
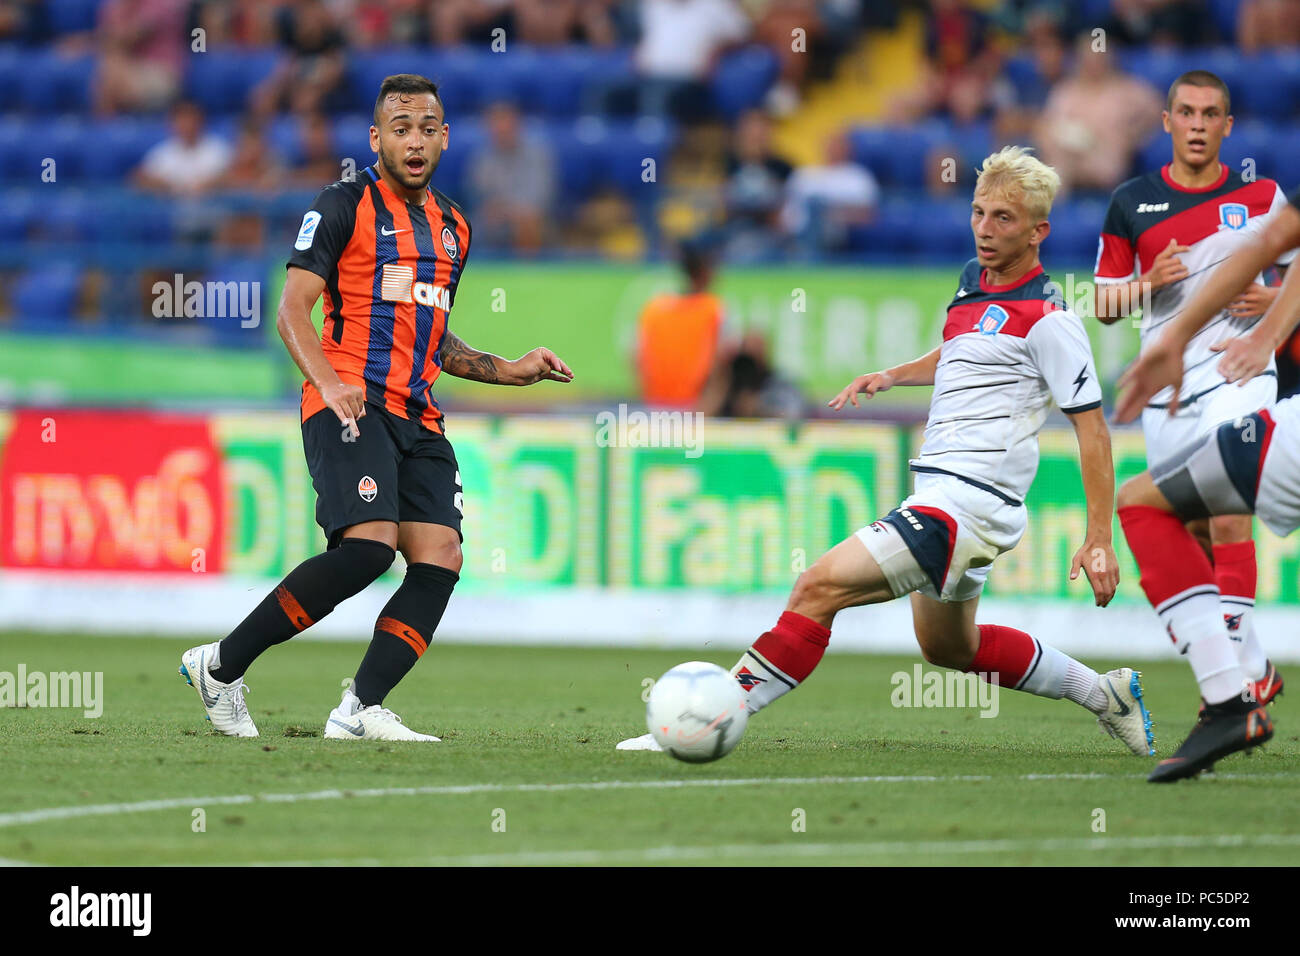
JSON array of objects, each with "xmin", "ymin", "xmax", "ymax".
[
  {"xmin": 595, "ymin": 404, "xmax": 704, "ymax": 459},
  {"xmin": 152, "ymin": 273, "xmax": 261, "ymax": 328},
  {"xmin": 0, "ymin": 665, "xmax": 103, "ymax": 718},
  {"xmin": 890, "ymin": 664, "xmax": 999, "ymax": 718}
]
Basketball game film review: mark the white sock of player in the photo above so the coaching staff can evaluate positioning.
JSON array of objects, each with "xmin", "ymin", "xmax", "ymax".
[
  {"xmin": 1161, "ymin": 589, "xmax": 1248, "ymax": 704},
  {"xmin": 1223, "ymin": 598, "xmax": 1267, "ymax": 680}
]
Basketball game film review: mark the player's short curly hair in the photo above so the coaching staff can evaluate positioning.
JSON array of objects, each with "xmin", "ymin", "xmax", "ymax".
[
  {"xmin": 373, "ymin": 74, "xmax": 443, "ymax": 126},
  {"xmin": 974, "ymin": 145, "xmax": 1060, "ymax": 223}
]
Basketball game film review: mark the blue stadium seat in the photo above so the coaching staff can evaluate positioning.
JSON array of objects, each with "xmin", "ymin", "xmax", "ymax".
[
  {"xmin": 16, "ymin": 50, "xmax": 94, "ymax": 112},
  {"xmin": 183, "ymin": 48, "xmax": 281, "ymax": 115},
  {"xmin": 1269, "ymin": 127, "xmax": 1300, "ymax": 189},
  {"xmin": 0, "ymin": 190, "xmax": 38, "ymax": 241},
  {"xmin": 10, "ymin": 116, "xmax": 85, "ymax": 181},
  {"xmin": 1219, "ymin": 118, "xmax": 1277, "ymax": 181},
  {"xmin": 13, "ymin": 264, "xmax": 80, "ymax": 328},
  {"xmin": 849, "ymin": 125, "xmax": 938, "ymax": 188},
  {"xmin": 46, "ymin": 0, "xmax": 104, "ymax": 35},
  {"xmin": 0, "ymin": 45, "xmax": 23, "ymax": 112},
  {"xmin": 710, "ymin": 46, "xmax": 779, "ymax": 120},
  {"xmin": 1234, "ymin": 52, "xmax": 1300, "ymax": 122},
  {"xmin": 1045, "ymin": 200, "xmax": 1107, "ymax": 268},
  {"xmin": 81, "ymin": 117, "xmax": 170, "ymax": 182},
  {"xmin": 1209, "ymin": 0, "xmax": 1243, "ymax": 43}
]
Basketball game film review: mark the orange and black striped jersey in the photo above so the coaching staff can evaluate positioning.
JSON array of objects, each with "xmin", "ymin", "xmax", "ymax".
[{"xmin": 287, "ymin": 164, "xmax": 472, "ymax": 434}]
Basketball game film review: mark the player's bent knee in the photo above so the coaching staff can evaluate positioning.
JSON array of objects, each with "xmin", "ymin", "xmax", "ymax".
[
  {"xmin": 1117, "ymin": 472, "xmax": 1162, "ymax": 511},
  {"xmin": 339, "ymin": 536, "xmax": 398, "ymax": 581}
]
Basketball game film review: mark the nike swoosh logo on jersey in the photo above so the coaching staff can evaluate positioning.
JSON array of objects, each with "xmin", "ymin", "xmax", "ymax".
[
  {"xmin": 380, "ymin": 226, "xmax": 407, "ymax": 236},
  {"xmin": 328, "ymin": 717, "xmax": 365, "ymax": 736}
]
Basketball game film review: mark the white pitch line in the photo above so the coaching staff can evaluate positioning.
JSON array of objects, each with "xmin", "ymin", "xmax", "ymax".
[
  {"xmin": 223, "ymin": 833, "xmax": 1300, "ymax": 867},
  {"xmin": 2, "ymin": 770, "xmax": 1296, "ymax": 830}
]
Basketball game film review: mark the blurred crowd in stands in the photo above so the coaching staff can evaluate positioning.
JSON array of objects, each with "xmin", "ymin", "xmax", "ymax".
[{"xmin": 1, "ymin": 0, "xmax": 1299, "ymax": 350}]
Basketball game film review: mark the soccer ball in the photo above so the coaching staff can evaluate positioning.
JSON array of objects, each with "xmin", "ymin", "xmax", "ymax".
[{"xmin": 646, "ymin": 661, "xmax": 749, "ymax": 763}]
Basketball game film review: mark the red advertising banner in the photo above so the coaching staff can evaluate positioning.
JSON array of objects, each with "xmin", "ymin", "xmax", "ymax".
[{"xmin": 0, "ymin": 410, "xmax": 224, "ymax": 573}]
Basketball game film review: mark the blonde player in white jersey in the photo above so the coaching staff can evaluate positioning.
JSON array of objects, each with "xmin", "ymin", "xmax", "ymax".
[
  {"xmin": 1112, "ymin": 187, "xmax": 1300, "ymax": 781},
  {"xmin": 619, "ymin": 147, "xmax": 1155, "ymax": 758},
  {"xmin": 1094, "ymin": 70, "xmax": 1289, "ymax": 704}
]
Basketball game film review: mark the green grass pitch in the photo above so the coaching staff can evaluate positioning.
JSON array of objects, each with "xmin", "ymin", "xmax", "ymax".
[{"xmin": 1, "ymin": 631, "xmax": 1296, "ymax": 866}]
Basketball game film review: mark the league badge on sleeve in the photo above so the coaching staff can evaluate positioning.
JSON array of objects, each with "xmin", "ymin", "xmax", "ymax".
[
  {"xmin": 295, "ymin": 210, "xmax": 322, "ymax": 250},
  {"xmin": 974, "ymin": 303, "xmax": 1010, "ymax": 335},
  {"xmin": 1219, "ymin": 202, "xmax": 1248, "ymax": 231}
]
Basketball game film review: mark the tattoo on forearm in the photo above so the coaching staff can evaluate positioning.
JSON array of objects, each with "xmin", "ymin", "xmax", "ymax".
[{"xmin": 440, "ymin": 331, "xmax": 502, "ymax": 383}]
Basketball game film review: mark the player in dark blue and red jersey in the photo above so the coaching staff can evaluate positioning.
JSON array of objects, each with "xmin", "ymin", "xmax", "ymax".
[{"xmin": 179, "ymin": 74, "xmax": 573, "ymax": 741}]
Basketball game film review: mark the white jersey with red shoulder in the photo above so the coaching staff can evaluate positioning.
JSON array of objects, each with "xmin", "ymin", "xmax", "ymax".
[
  {"xmin": 1094, "ymin": 164, "xmax": 1296, "ymax": 408},
  {"xmin": 913, "ymin": 259, "xmax": 1103, "ymax": 505}
]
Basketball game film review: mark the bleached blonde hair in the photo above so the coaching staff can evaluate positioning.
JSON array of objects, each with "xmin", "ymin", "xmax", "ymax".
[{"xmin": 974, "ymin": 146, "xmax": 1060, "ymax": 222}]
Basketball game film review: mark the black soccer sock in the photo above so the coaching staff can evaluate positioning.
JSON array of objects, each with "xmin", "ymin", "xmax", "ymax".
[
  {"xmin": 211, "ymin": 537, "xmax": 396, "ymax": 683},
  {"xmin": 351, "ymin": 563, "xmax": 459, "ymax": 707}
]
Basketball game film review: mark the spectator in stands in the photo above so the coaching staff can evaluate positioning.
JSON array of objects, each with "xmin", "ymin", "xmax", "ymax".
[
  {"xmin": 890, "ymin": 0, "xmax": 1002, "ymax": 123},
  {"xmin": 637, "ymin": 240, "xmax": 734, "ymax": 407},
  {"xmin": 190, "ymin": 0, "xmax": 276, "ymax": 46},
  {"xmin": 1034, "ymin": 33, "xmax": 1161, "ymax": 194},
  {"xmin": 250, "ymin": 0, "xmax": 347, "ymax": 118},
  {"xmin": 992, "ymin": 8, "xmax": 1068, "ymax": 144},
  {"xmin": 0, "ymin": 0, "xmax": 49, "ymax": 44},
  {"xmin": 133, "ymin": 100, "xmax": 232, "ymax": 198},
  {"xmin": 1107, "ymin": 0, "xmax": 1210, "ymax": 48},
  {"xmin": 1238, "ymin": 0, "xmax": 1300, "ymax": 51},
  {"xmin": 747, "ymin": 0, "xmax": 827, "ymax": 115},
  {"xmin": 290, "ymin": 112, "xmax": 344, "ymax": 189},
  {"xmin": 466, "ymin": 100, "xmax": 558, "ymax": 254},
  {"xmin": 218, "ymin": 117, "xmax": 286, "ymax": 193},
  {"xmin": 93, "ymin": 0, "xmax": 187, "ymax": 116},
  {"xmin": 513, "ymin": 0, "xmax": 618, "ymax": 45},
  {"xmin": 781, "ymin": 130, "xmax": 880, "ymax": 253},
  {"xmin": 619, "ymin": 0, "xmax": 752, "ymax": 121},
  {"xmin": 429, "ymin": 0, "xmax": 514, "ymax": 45},
  {"xmin": 722, "ymin": 108, "xmax": 794, "ymax": 261}
]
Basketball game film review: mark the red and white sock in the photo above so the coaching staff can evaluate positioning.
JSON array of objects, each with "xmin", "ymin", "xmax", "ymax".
[
  {"xmin": 968, "ymin": 623, "xmax": 1106, "ymax": 712},
  {"xmin": 730, "ymin": 611, "xmax": 830, "ymax": 714},
  {"xmin": 1120, "ymin": 505, "xmax": 1246, "ymax": 704},
  {"xmin": 1213, "ymin": 540, "xmax": 1267, "ymax": 681}
]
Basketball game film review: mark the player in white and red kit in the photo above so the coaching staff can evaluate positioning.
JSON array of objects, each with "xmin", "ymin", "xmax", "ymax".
[
  {"xmin": 1093, "ymin": 70, "xmax": 1289, "ymax": 707},
  {"xmin": 619, "ymin": 146, "xmax": 1155, "ymax": 758},
  {"xmin": 1114, "ymin": 188, "xmax": 1300, "ymax": 781}
]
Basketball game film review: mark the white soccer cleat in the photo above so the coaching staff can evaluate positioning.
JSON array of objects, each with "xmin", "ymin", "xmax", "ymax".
[
  {"xmin": 324, "ymin": 687, "xmax": 440, "ymax": 742},
  {"xmin": 179, "ymin": 642, "xmax": 258, "ymax": 737},
  {"xmin": 1096, "ymin": 667, "xmax": 1156, "ymax": 756},
  {"xmin": 615, "ymin": 732, "xmax": 663, "ymax": 752}
]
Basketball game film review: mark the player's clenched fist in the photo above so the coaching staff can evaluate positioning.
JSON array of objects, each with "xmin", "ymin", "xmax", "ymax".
[
  {"xmin": 320, "ymin": 380, "xmax": 366, "ymax": 437},
  {"xmin": 828, "ymin": 371, "xmax": 894, "ymax": 410},
  {"xmin": 1141, "ymin": 238, "xmax": 1190, "ymax": 291}
]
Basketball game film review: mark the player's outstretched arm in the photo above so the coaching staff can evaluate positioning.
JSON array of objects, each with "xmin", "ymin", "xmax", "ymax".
[
  {"xmin": 1116, "ymin": 206, "xmax": 1300, "ymax": 422},
  {"xmin": 440, "ymin": 331, "xmax": 574, "ymax": 386},
  {"xmin": 278, "ymin": 266, "xmax": 366, "ymax": 437},
  {"xmin": 827, "ymin": 346, "xmax": 941, "ymax": 409},
  {"xmin": 1066, "ymin": 405, "xmax": 1119, "ymax": 607},
  {"xmin": 1213, "ymin": 238, "xmax": 1300, "ymax": 384}
]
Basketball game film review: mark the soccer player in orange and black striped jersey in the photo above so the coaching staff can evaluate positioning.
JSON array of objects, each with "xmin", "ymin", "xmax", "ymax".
[{"xmin": 179, "ymin": 74, "xmax": 573, "ymax": 741}]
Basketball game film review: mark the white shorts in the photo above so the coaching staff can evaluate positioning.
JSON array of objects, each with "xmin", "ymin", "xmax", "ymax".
[
  {"xmin": 1141, "ymin": 373, "xmax": 1277, "ymax": 467},
  {"xmin": 1151, "ymin": 397, "xmax": 1300, "ymax": 538},
  {"xmin": 855, "ymin": 472, "xmax": 1027, "ymax": 603}
]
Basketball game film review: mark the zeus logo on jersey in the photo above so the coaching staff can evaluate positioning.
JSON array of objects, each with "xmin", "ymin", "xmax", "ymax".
[
  {"xmin": 1219, "ymin": 203, "xmax": 1248, "ymax": 230},
  {"xmin": 974, "ymin": 303, "xmax": 1010, "ymax": 335},
  {"xmin": 1136, "ymin": 202, "xmax": 1169, "ymax": 213},
  {"xmin": 380, "ymin": 263, "xmax": 451, "ymax": 309}
]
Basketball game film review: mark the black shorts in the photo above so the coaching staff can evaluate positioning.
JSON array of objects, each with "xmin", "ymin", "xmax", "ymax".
[{"xmin": 301, "ymin": 403, "xmax": 463, "ymax": 549}]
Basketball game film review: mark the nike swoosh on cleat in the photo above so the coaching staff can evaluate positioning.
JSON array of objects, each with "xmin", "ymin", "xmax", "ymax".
[
  {"xmin": 328, "ymin": 717, "xmax": 365, "ymax": 737},
  {"xmin": 196, "ymin": 652, "xmax": 219, "ymax": 707},
  {"xmin": 1105, "ymin": 681, "xmax": 1131, "ymax": 717}
]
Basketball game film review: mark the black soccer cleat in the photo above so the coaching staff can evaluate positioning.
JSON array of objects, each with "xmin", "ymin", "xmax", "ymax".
[{"xmin": 1148, "ymin": 697, "xmax": 1273, "ymax": 783}]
